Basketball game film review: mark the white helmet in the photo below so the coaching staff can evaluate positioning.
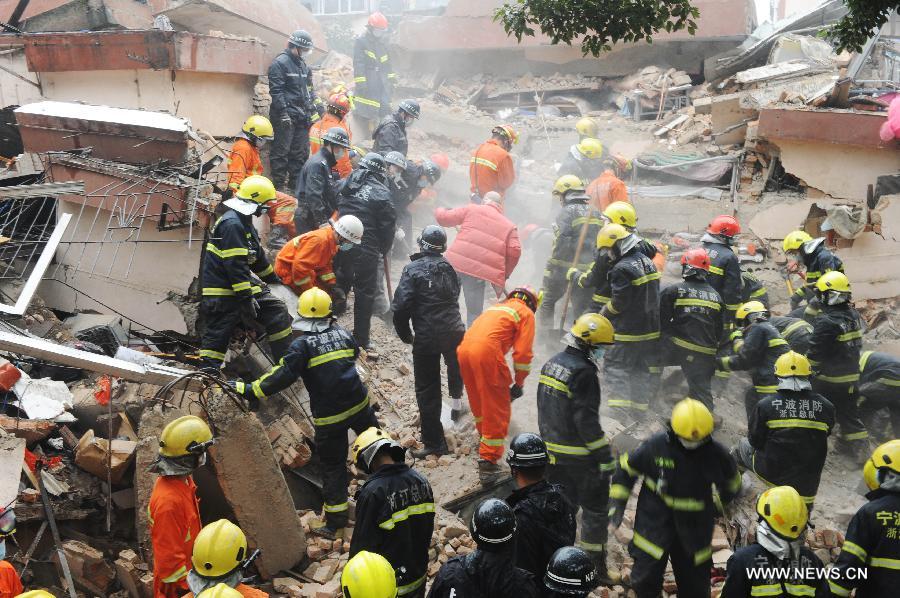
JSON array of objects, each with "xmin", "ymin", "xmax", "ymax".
[{"xmin": 333, "ymin": 215, "xmax": 363, "ymax": 245}]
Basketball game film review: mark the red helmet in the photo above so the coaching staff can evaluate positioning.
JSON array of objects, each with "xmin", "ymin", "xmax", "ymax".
[
  {"xmin": 707, "ymin": 215, "xmax": 741, "ymax": 238},
  {"xmin": 328, "ymin": 93, "xmax": 351, "ymax": 115},
  {"xmin": 368, "ymin": 12, "xmax": 389, "ymax": 30},
  {"xmin": 508, "ymin": 286, "xmax": 542, "ymax": 313},
  {"xmin": 430, "ymin": 152, "xmax": 450, "ymax": 172},
  {"xmin": 681, "ymin": 248, "xmax": 711, "ymax": 271}
]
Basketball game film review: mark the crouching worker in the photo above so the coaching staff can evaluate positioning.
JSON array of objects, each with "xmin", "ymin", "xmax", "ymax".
[{"xmin": 184, "ymin": 520, "xmax": 267, "ymax": 598}]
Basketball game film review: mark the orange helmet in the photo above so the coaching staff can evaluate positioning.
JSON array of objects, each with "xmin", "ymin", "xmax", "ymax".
[
  {"xmin": 681, "ymin": 248, "xmax": 711, "ymax": 271},
  {"xmin": 368, "ymin": 12, "xmax": 388, "ymax": 30},
  {"xmin": 327, "ymin": 93, "xmax": 351, "ymax": 115},
  {"xmin": 492, "ymin": 125, "xmax": 519, "ymax": 145},
  {"xmin": 430, "ymin": 152, "xmax": 450, "ymax": 171},
  {"xmin": 508, "ymin": 286, "xmax": 542, "ymax": 312},
  {"xmin": 707, "ymin": 215, "xmax": 741, "ymax": 238}
]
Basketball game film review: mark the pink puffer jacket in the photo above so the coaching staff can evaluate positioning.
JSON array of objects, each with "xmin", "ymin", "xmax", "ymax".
[{"xmin": 434, "ymin": 202, "xmax": 521, "ymax": 287}]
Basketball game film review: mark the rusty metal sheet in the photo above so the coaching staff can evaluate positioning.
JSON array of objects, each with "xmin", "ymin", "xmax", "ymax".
[{"xmin": 758, "ymin": 107, "xmax": 893, "ymax": 148}]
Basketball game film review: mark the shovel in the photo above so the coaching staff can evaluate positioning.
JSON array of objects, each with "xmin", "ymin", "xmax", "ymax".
[{"xmin": 554, "ymin": 208, "xmax": 595, "ymax": 336}]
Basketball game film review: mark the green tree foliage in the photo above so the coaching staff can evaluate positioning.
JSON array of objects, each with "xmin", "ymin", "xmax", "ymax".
[{"xmin": 830, "ymin": 0, "xmax": 897, "ymax": 52}]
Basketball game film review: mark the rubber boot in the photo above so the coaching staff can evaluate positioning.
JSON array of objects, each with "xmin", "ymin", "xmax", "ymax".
[
  {"xmin": 478, "ymin": 460, "xmax": 504, "ymax": 485},
  {"xmin": 411, "ymin": 443, "xmax": 448, "ymax": 459},
  {"xmin": 587, "ymin": 550, "xmax": 621, "ymax": 587}
]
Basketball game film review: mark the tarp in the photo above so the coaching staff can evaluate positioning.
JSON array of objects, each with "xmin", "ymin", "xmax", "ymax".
[{"xmin": 633, "ymin": 150, "xmax": 735, "ymax": 182}]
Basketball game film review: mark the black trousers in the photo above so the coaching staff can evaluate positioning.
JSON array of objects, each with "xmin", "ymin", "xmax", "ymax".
[
  {"xmin": 859, "ymin": 382, "xmax": 900, "ymax": 439},
  {"xmin": 412, "ymin": 332, "xmax": 464, "ymax": 450},
  {"xmin": 660, "ymin": 338, "xmax": 716, "ymax": 410},
  {"xmin": 538, "ymin": 272, "xmax": 591, "ymax": 331},
  {"xmin": 270, "ymin": 112, "xmax": 310, "ymax": 190},
  {"xmin": 199, "ymin": 292, "xmax": 292, "ymax": 369},
  {"xmin": 340, "ymin": 246, "xmax": 381, "ymax": 347},
  {"xmin": 548, "ymin": 461, "xmax": 609, "ymax": 554},
  {"xmin": 604, "ymin": 343, "xmax": 660, "ymax": 423},
  {"xmin": 813, "ymin": 376, "xmax": 868, "ymax": 442},
  {"xmin": 460, "ymin": 274, "xmax": 486, "ymax": 328},
  {"xmin": 630, "ymin": 534, "xmax": 711, "ymax": 598}
]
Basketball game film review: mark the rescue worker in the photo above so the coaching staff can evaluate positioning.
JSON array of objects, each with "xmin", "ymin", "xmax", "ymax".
[
  {"xmin": 0, "ymin": 509, "xmax": 22, "ymax": 598},
  {"xmin": 233, "ymin": 288, "xmax": 378, "ymax": 537},
  {"xmin": 336, "ymin": 152, "xmax": 396, "ymax": 354},
  {"xmin": 199, "ymin": 175, "xmax": 292, "ymax": 372},
  {"xmin": 808, "ymin": 271, "xmax": 868, "ymax": 460},
  {"xmin": 609, "ymin": 399, "xmax": 742, "ymax": 598},
  {"xmin": 294, "ymin": 127, "xmax": 352, "ymax": 235},
  {"xmin": 721, "ymin": 487, "xmax": 828, "ymax": 598},
  {"xmin": 658, "ymin": 248, "xmax": 724, "ymax": 411},
  {"xmin": 373, "ymin": 100, "xmax": 419, "ymax": 156},
  {"xmin": 770, "ymin": 315, "xmax": 814, "ymax": 355},
  {"xmin": 543, "ymin": 547, "xmax": 601, "ymax": 598},
  {"xmin": 469, "ymin": 125, "xmax": 517, "ymax": 201},
  {"xmin": 457, "ymin": 287, "xmax": 538, "ymax": 484},
  {"xmin": 349, "ymin": 428, "xmax": 435, "ymax": 597},
  {"xmin": 184, "ymin": 520, "xmax": 265, "ymax": 598},
  {"xmin": 427, "ymin": 499, "xmax": 539, "ymax": 598},
  {"xmin": 148, "ymin": 415, "xmax": 213, "ymax": 598},
  {"xmin": 341, "ymin": 551, "xmax": 398, "ymax": 598},
  {"xmin": 386, "ymin": 153, "xmax": 441, "ymax": 256},
  {"xmin": 740, "ymin": 269, "xmax": 769, "ymax": 308},
  {"xmin": 595, "ymin": 223, "xmax": 661, "ymax": 421},
  {"xmin": 196, "ymin": 585, "xmax": 245, "ymax": 598},
  {"xmin": 575, "ymin": 117, "xmax": 599, "ymax": 141},
  {"xmin": 585, "ymin": 166, "xmax": 628, "ymax": 212},
  {"xmin": 392, "ymin": 225, "xmax": 465, "ymax": 454},
  {"xmin": 504, "ymin": 433, "xmax": 577, "ymax": 581},
  {"xmin": 268, "ymin": 30, "xmax": 323, "ymax": 191},
  {"xmin": 702, "ymin": 215, "xmax": 742, "ymax": 326},
  {"xmin": 226, "ymin": 115, "xmax": 273, "ymax": 195},
  {"xmin": 783, "ymin": 230, "xmax": 844, "ymax": 320},
  {"xmin": 858, "ymin": 350, "xmax": 900, "ymax": 439},
  {"xmin": 308, "ymin": 93, "xmax": 353, "ymax": 179},
  {"xmin": 352, "ymin": 12, "xmax": 395, "ymax": 133},
  {"xmin": 830, "ymin": 440, "xmax": 900, "ymax": 597},
  {"xmin": 558, "ymin": 138, "xmax": 604, "ymax": 183},
  {"xmin": 536, "ymin": 313, "xmax": 616, "ymax": 576},
  {"xmin": 538, "ymin": 175, "xmax": 602, "ymax": 333},
  {"xmin": 733, "ymin": 351, "xmax": 835, "ymax": 508}
]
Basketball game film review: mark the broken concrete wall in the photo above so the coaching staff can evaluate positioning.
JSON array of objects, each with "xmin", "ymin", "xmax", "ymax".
[
  {"xmin": 21, "ymin": 0, "xmax": 153, "ymax": 32},
  {"xmin": 0, "ymin": 45, "xmax": 42, "ymax": 107}
]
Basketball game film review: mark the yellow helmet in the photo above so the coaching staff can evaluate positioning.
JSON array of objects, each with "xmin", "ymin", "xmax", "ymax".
[
  {"xmin": 864, "ymin": 455, "xmax": 879, "ymax": 490},
  {"xmin": 15, "ymin": 592, "xmax": 56, "ymax": 598},
  {"xmin": 670, "ymin": 398, "xmax": 714, "ymax": 441},
  {"xmin": 235, "ymin": 175, "xmax": 277, "ymax": 205},
  {"xmin": 552, "ymin": 174, "xmax": 585, "ymax": 196},
  {"xmin": 197, "ymin": 584, "xmax": 245, "ymax": 598},
  {"xmin": 158, "ymin": 415, "xmax": 213, "ymax": 458},
  {"xmin": 341, "ymin": 551, "xmax": 398, "ymax": 598},
  {"xmin": 298, "ymin": 287, "xmax": 332, "ymax": 319},
  {"xmin": 596, "ymin": 223, "xmax": 631, "ymax": 249},
  {"xmin": 756, "ymin": 486, "xmax": 808, "ymax": 540},
  {"xmin": 774, "ymin": 351, "xmax": 811, "ymax": 378},
  {"xmin": 815, "ymin": 271, "xmax": 850, "ymax": 294},
  {"xmin": 576, "ymin": 138, "xmax": 604, "ymax": 160},
  {"xmin": 570, "ymin": 313, "xmax": 614, "ymax": 346},
  {"xmin": 867, "ymin": 440, "xmax": 900, "ymax": 490},
  {"xmin": 603, "ymin": 201, "xmax": 637, "ymax": 229},
  {"xmin": 350, "ymin": 427, "xmax": 404, "ymax": 473},
  {"xmin": 242, "ymin": 115, "xmax": 274, "ymax": 140},
  {"xmin": 575, "ymin": 117, "xmax": 599, "ymax": 139},
  {"xmin": 782, "ymin": 230, "xmax": 812, "ymax": 253},
  {"xmin": 735, "ymin": 301, "xmax": 767, "ymax": 322},
  {"xmin": 192, "ymin": 520, "xmax": 248, "ymax": 578}
]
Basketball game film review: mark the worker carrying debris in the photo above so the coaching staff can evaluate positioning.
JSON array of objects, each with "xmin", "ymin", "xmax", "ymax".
[
  {"xmin": 702, "ymin": 215, "xmax": 743, "ymax": 326},
  {"xmin": 148, "ymin": 415, "xmax": 213, "ymax": 598},
  {"xmin": 720, "ymin": 486, "xmax": 828, "ymax": 597},
  {"xmin": 536, "ymin": 313, "xmax": 616, "ymax": 579},
  {"xmin": 199, "ymin": 175, "xmax": 292, "ymax": 372},
  {"xmin": 309, "ymin": 92, "xmax": 354, "ymax": 179},
  {"xmin": 373, "ymin": 100, "xmax": 420, "ymax": 156},
  {"xmin": 184, "ymin": 520, "xmax": 266, "ymax": 597},
  {"xmin": 268, "ymin": 30, "xmax": 323, "ymax": 192},
  {"xmin": 233, "ymin": 288, "xmax": 378, "ymax": 538},
  {"xmin": 732, "ymin": 351, "xmax": 835, "ymax": 509},
  {"xmin": 392, "ymin": 225, "xmax": 465, "ymax": 454},
  {"xmin": 342, "ymin": 551, "xmax": 398, "ymax": 598},
  {"xmin": 294, "ymin": 127, "xmax": 352, "ymax": 235},
  {"xmin": 543, "ymin": 547, "xmax": 601, "ymax": 598},
  {"xmin": 858, "ymin": 350, "xmax": 900, "ymax": 439},
  {"xmin": 352, "ymin": 12, "xmax": 395, "ymax": 133},
  {"xmin": 658, "ymin": 248, "xmax": 724, "ymax": 412},
  {"xmin": 782, "ymin": 230, "xmax": 843, "ymax": 321},
  {"xmin": 769, "ymin": 315, "xmax": 813, "ymax": 354},
  {"xmin": 350, "ymin": 428, "xmax": 435, "ymax": 597},
  {"xmin": 457, "ymin": 287, "xmax": 537, "ymax": 484},
  {"xmin": 830, "ymin": 440, "xmax": 900, "ymax": 597},
  {"xmin": 469, "ymin": 125, "xmax": 517, "ymax": 202},
  {"xmin": 386, "ymin": 153, "xmax": 441, "ymax": 256},
  {"xmin": 807, "ymin": 271, "xmax": 868, "ymax": 462},
  {"xmin": 609, "ymin": 399, "xmax": 742, "ymax": 598},
  {"xmin": 0, "ymin": 509, "xmax": 23, "ymax": 598},
  {"xmin": 226, "ymin": 115, "xmax": 273, "ymax": 195},
  {"xmin": 558, "ymin": 138, "xmax": 604, "ymax": 184},
  {"xmin": 585, "ymin": 165, "xmax": 629, "ymax": 212},
  {"xmin": 427, "ymin": 499, "xmax": 539, "ymax": 598},
  {"xmin": 505, "ymin": 433, "xmax": 577, "ymax": 581}
]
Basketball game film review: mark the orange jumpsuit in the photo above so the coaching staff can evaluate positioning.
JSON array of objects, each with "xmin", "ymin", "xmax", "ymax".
[
  {"xmin": 309, "ymin": 113, "xmax": 353, "ymax": 179},
  {"xmin": 586, "ymin": 170, "xmax": 628, "ymax": 212},
  {"xmin": 457, "ymin": 298, "xmax": 535, "ymax": 463},
  {"xmin": 0, "ymin": 560, "xmax": 22, "ymax": 598},
  {"xmin": 149, "ymin": 476, "xmax": 201, "ymax": 598},
  {"xmin": 274, "ymin": 226, "xmax": 338, "ymax": 293},
  {"xmin": 227, "ymin": 138, "xmax": 264, "ymax": 193},
  {"xmin": 184, "ymin": 584, "xmax": 268, "ymax": 598},
  {"xmin": 469, "ymin": 139, "xmax": 516, "ymax": 198},
  {"xmin": 269, "ymin": 191, "xmax": 298, "ymax": 238}
]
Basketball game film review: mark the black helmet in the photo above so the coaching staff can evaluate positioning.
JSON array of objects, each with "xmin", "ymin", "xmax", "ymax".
[
  {"xmin": 544, "ymin": 547, "xmax": 600, "ymax": 596},
  {"xmin": 322, "ymin": 127, "xmax": 351, "ymax": 149},
  {"xmin": 417, "ymin": 225, "xmax": 446, "ymax": 254},
  {"xmin": 384, "ymin": 151, "xmax": 407, "ymax": 169},
  {"xmin": 288, "ymin": 30, "xmax": 313, "ymax": 49},
  {"xmin": 422, "ymin": 160, "xmax": 441, "ymax": 184},
  {"xmin": 360, "ymin": 152, "xmax": 386, "ymax": 176},
  {"xmin": 470, "ymin": 498, "xmax": 515, "ymax": 552},
  {"xmin": 398, "ymin": 99, "xmax": 421, "ymax": 119},
  {"xmin": 506, "ymin": 433, "xmax": 549, "ymax": 469}
]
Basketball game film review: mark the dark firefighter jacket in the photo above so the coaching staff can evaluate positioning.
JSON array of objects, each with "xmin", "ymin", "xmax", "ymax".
[
  {"xmin": 659, "ymin": 278, "xmax": 724, "ymax": 356},
  {"xmin": 545, "ymin": 196, "xmax": 603, "ymax": 276},
  {"xmin": 720, "ymin": 322, "xmax": 789, "ymax": 393},
  {"xmin": 426, "ymin": 550, "xmax": 539, "ymax": 598},
  {"xmin": 268, "ymin": 50, "xmax": 321, "ymax": 123},
  {"xmin": 236, "ymin": 322, "xmax": 369, "ymax": 428},
  {"xmin": 537, "ymin": 346, "xmax": 612, "ymax": 468},
  {"xmin": 605, "ymin": 248, "xmax": 661, "ymax": 345},
  {"xmin": 203, "ymin": 209, "xmax": 277, "ymax": 299},
  {"xmin": 389, "ymin": 161, "xmax": 424, "ymax": 213},
  {"xmin": 808, "ymin": 304, "xmax": 863, "ymax": 383},
  {"xmin": 337, "ymin": 169, "xmax": 396, "ymax": 255},
  {"xmin": 741, "ymin": 270, "xmax": 769, "ymax": 307},
  {"xmin": 770, "ymin": 316, "xmax": 814, "ymax": 355},
  {"xmin": 352, "ymin": 33, "xmax": 394, "ymax": 120},
  {"xmin": 558, "ymin": 147, "xmax": 604, "ymax": 183},
  {"xmin": 350, "ymin": 463, "xmax": 435, "ymax": 596},
  {"xmin": 506, "ymin": 480, "xmax": 577, "ymax": 581},
  {"xmin": 860, "ymin": 351, "xmax": 900, "ymax": 388},
  {"xmin": 748, "ymin": 389, "xmax": 835, "ymax": 503},
  {"xmin": 792, "ymin": 241, "xmax": 844, "ymax": 307},
  {"xmin": 294, "ymin": 148, "xmax": 339, "ymax": 232},
  {"xmin": 702, "ymin": 238, "xmax": 742, "ymax": 316},
  {"xmin": 721, "ymin": 543, "xmax": 829, "ymax": 598},
  {"xmin": 372, "ymin": 113, "xmax": 408, "ymax": 156},
  {"xmin": 581, "ymin": 239, "xmax": 657, "ymax": 308},
  {"xmin": 829, "ymin": 488, "xmax": 900, "ymax": 597},
  {"xmin": 610, "ymin": 430, "xmax": 741, "ymax": 561},
  {"xmin": 391, "ymin": 252, "xmax": 465, "ymax": 350}
]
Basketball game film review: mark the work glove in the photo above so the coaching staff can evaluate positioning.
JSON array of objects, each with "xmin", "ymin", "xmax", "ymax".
[
  {"xmin": 331, "ymin": 287, "xmax": 347, "ymax": 316},
  {"xmin": 790, "ymin": 292, "xmax": 803, "ymax": 310},
  {"xmin": 566, "ymin": 267, "xmax": 581, "ymax": 283},
  {"xmin": 239, "ymin": 298, "xmax": 264, "ymax": 336},
  {"xmin": 229, "ymin": 380, "xmax": 260, "ymax": 412},
  {"xmin": 280, "ymin": 114, "xmax": 293, "ymax": 126},
  {"xmin": 716, "ymin": 356, "xmax": 730, "ymax": 372},
  {"xmin": 509, "ymin": 384, "xmax": 523, "ymax": 401}
]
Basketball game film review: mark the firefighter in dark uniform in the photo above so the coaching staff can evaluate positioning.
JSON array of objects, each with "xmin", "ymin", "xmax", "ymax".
[
  {"xmin": 702, "ymin": 215, "xmax": 742, "ymax": 327},
  {"xmin": 352, "ymin": 12, "xmax": 395, "ymax": 133},
  {"xmin": 808, "ymin": 271, "xmax": 868, "ymax": 461},
  {"xmin": 717, "ymin": 301, "xmax": 790, "ymax": 419},
  {"xmin": 609, "ymin": 399, "xmax": 742, "ymax": 598},
  {"xmin": 659, "ymin": 248, "xmax": 724, "ymax": 411},
  {"xmin": 538, "ymin": 175, "xmax": 602, "ymax": 333},
  {"xmin": 721, "ymin": 486, "xmax": 829, "ymax": 598},
  {"xmin": 733, "ymin": 351, "xmax": 835, "ymax": 509},
  {"xmin": 294, "ymin": 127, "xmax": 352, "ymax": 235},
  {"xmin": 858, "ymin": 350, "xmax": 900, "ymax": 440},
  {"xmin": 385, "ymin": 153, "xmax": 441, "ymax": 256},
  {"xmin": 427, "ymin": 499, "xmax": 539, "ymax": 598},
  {"xmin": 232, "ymin": 287, "xmax": 377, "ymax": 538},
  {"xmin": 504, "ymin": 433, "xmax": 577, "ymax": 582},
  {"xmin": 543, "ymin": 547, "xmax": 601, "ymax": 598},
  {"xmin": 783, "ymin": 230, "xmax": 844, "ymax": 321},
  {"xmin": 349, "ymin": 428, "xmax": 435, "ymax": 598},
  {"xmin": 200, "ymin": 175, "xmax": 292, "ymax": 371},
  {"xmin": 770, "ymin": 315, "xmax": 814, "ymax": 355},
  {"xmin": 537, "ymin": 313, "xmax": 616, "ymax": 576},
  {"xmin": 391, "ymin": 225, "xmax": 465, "ymax": 456},
  {"xmin": 373, "ymin": 100, "xmax": 419, "ymax": 157},
  {"xmin": 740, "ymin": 269, "xmax": 769, "ymax": 308},
  {"xmin": 830, "ymin": 440, "xmax": 900, "ymax": 597}
]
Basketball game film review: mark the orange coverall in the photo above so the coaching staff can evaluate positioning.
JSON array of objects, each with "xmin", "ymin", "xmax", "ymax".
[
  {"xmin": 227, "ymin": 138, "xmax": 264, "ymax": 193},
  {"xmin": 309, "ymin": 113, "xmax": 353, "ymax": 179},
  {"xmin": 457, "ymin": 297, "xmax": 535, "ymax": 463},
  {"xmin": 184, "ymin": 584, "xmax": 268, "ymax": 598},
  {"xmin": 274, "ymin": 226, "xmax": 338, "ymax": 293},
  {"xmin": 0, "ymin": 560, "xmax": 22, "ymax": 598},
  {"xmin": 469, "ymin": 139, "xmax": 516, "ymax": 198},
  {"xmin": 586, "ymin": 170, "xmax": 628, "ymax": 212},
  {"xmin": 149, "ymin": 476, "xmax": 201, "ymax": 598},
  {"xmin": 269, "ymin": 191, "xmax": 298, "ymax": 238}
]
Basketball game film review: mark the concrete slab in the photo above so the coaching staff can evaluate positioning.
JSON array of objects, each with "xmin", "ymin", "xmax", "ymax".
[
  {"xmin": 0, "ymin": 436, "xmax": 26, "ymax": 509},
  {"xmin": 21, "ymin": 0, "xmax": 153, "ymax": 32}
]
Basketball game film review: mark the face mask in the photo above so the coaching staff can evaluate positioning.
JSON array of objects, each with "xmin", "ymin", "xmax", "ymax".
[
  {"xmin": 339, "ymin": 242, "xmax": 354, "ymax": 252},
  {"xmin": 333, "ymin": 148, "xmax": 347, "ymax": 160},
  {"xmin": 591, "ymin": 346, "xmax": 607, "ymax": 361},
  {"xmin": 0, "ymin": 539, "xmax": 6, "ymax": 561},
  {"xmin": 197, "ymin": 453, "xmax": 207, "ymax": 468},
  {"xmin": 824, "ymin": 290, "xmax": 848, "ymax": 306},
  {"xmin": 254, "ymin": 205, "xmax": 269, "ymax": 217},
  {"xmin": 256, "ymin": 138, "xmax": 269, "ymax": 148},
  {"xmin": 678, "ymin": 437, "xmax": 708, "ymax": 450},
  {"xmin": 756, "ymin": 520, "xmax": 798, "ymax": 561},
  {"xmin": 417, "ymin": 178, "xmax": 428, "ymax": 189}
]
